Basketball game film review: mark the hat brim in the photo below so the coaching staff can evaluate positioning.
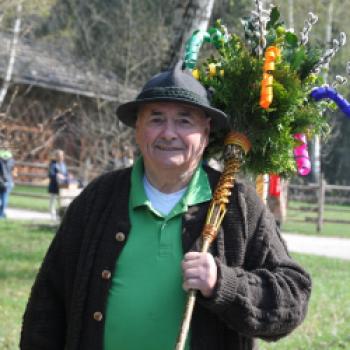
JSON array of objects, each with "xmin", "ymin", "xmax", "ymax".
[{"xmin": 116, "ymin": 97, "xmax": 228, "ymax": 131}]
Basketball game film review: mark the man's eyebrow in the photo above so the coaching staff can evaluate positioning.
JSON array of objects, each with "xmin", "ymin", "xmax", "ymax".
[
  {"xmin": 177, "ymin": 111, "xmax": 194, "ymax": 117},
  {"xmin": 149, "ymin": 110, "xmax": 164, "ymax": 116}
]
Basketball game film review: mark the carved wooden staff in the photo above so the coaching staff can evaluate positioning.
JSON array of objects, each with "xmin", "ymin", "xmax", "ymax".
[
  {"xmin": 175, "ymin": 130, "xmax": 251, "ymax": 350},
  {"xmin": 256, "ymin": 174, "xmax": 269, "ymax": 204}
]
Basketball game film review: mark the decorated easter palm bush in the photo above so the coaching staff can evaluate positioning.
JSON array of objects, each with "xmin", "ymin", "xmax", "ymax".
[{"xmin": 183, "ymin": 4, "xmax": 347, "ymax": 177}]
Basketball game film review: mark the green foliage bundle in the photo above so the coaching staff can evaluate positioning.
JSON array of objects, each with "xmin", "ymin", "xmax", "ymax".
[{"xmin": 193, "ymin": 7, "xmax": 332, "ymax": 176}]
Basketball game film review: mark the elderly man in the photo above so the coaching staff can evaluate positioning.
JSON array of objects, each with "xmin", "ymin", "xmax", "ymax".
[{"xmin": 21, "ymin": 63, "xmax": 311, "ymax": 350}]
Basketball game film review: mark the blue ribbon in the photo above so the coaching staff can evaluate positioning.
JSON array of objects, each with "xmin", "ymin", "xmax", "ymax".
[{"xmin": 310, "ymin": 86, "xmax": 350, "ymax": 118}]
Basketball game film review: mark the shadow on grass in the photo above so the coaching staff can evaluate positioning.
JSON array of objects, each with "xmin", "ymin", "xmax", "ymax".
[{"xmin": 23, "ymin": 223, "xmax": 58, "ymax": 232}]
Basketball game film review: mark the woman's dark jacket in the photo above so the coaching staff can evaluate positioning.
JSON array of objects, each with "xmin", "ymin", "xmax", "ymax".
[
  {"xmin": 48, "ymin": 160, "xmax": 68, "ymax": 194},
  {"xmin": 21, "ymin": 165, "xmax": 312, "ymax": 350}
]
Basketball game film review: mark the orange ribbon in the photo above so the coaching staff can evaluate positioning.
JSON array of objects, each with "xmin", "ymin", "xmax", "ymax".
[{"xmin": 260, "ymin": 46, "xmax": 280, "ymax": 109}]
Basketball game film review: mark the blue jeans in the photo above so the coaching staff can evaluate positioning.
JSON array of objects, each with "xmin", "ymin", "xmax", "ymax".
[{"xmin": 0, "ymin": 183, "xmax": 13, "ymax": 218}]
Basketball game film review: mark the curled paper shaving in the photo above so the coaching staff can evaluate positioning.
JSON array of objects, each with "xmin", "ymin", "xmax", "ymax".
[
  {"xmin": 294, "ymin": 133, "xmax": 311, "ymax": 176},
  {"xmin": 260, "ymin": 46, "xmax": 280, "ymax": 109},
  {"xmin": 269, "ymin": 174, "xmax": 281, "ymax": 197}
]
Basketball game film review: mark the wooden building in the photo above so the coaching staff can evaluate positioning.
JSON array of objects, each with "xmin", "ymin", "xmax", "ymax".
[{"xmin": 0, "ymin": 32, "xmax": 137, "ymax": 181}]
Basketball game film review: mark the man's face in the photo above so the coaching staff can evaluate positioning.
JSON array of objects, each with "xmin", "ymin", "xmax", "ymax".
[{"xmin": 135, "ymin": 102, "xmax": 210, "ymax": 173}]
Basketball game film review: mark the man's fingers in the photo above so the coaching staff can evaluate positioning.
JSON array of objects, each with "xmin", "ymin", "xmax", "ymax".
[
  {"xmin": 183, "ymin": 252, "xmax": 201, "ymax": 261},
  {"xmin": 181, "ymin": 252, "xmax": 217, "ymax": 297},
  {"xmin": 183, "ymin": 267, "xmax": 201, "ymax": 279},
  {"xmin": 183, "ymin": 278, "xmax": 202, "ymax": 292},
  {"xmin": 182, "ymin": 259, "xmax": 199, "ymax": 270}
]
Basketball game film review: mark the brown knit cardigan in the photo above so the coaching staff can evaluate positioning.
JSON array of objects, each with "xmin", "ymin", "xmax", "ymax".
[{"xmin": 21, "ymin": 165, "xmax": 311, "ymax": 350}]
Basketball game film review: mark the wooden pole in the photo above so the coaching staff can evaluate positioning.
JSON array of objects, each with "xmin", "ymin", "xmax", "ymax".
[
  {"xmin": 256, "ymin": 174, "xmax": 269, "ymax": 204},
  {"xmin": 317, "ymin": 173, "xmax": 325, "ymax": 233},
  {"xmin": 175, "ymin": 131, "xmax": 251, "ymax": 350}
]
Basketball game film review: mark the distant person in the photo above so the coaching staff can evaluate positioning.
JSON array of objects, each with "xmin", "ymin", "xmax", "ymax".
[
  {"xmin": 105, "ymin": 147, "xmax": 134, "ymax": 173},
  {"xmin": 105, "ymin": 148, "xmax": 125, "ymax": 172},
  {"xmin": 48, "ymin": 149, "xmax": 69, "ymax": 221},
  {"xmin": 267, "ymin": 175, "xmax": 288, "ymax": 228},
  {"xmin": 122, "ymin": 147, "xmax": 134, "ymax": 167},
  {"xmin": 0, "ymin": 143, "xmax": 15, "ymax": 218}
]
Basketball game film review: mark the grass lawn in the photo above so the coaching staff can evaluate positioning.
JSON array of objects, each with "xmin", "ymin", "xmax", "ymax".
[
  {"xmin": 9, "ymin": 185, "xmax": 49, "ymax": 212},
  {"xmin": 283, "ymin": 201, "xmax": 350, "ymax": 238},
  {"xmin": 0, "ymin": 221, "xmax": 349, "ymax": 349},
  {"xmin": 0, "ymin": 220, "xmax": 55, "ymax": 349},
  {"xmin": 259, "ymin": 254, "xmax": 350, "ymax": 350}
]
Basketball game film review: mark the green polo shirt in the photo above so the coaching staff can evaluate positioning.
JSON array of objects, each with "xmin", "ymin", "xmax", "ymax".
[{"xmin": 103, "ymin": 157, "xmax": 212, "ymax": 350}]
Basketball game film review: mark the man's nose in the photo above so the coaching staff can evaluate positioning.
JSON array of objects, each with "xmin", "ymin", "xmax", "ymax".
[{"xmin": 161, "ymin": 120, "xmax": 177, "ymax": 139}]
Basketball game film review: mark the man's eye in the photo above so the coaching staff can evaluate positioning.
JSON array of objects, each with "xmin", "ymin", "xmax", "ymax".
[
  {"xmin": 178, "ymin": 118, "xmax": 192, "ymax": 125},
  {"xmin": 149, "ymin": 117, "xmax": 163, "ymax": 124}
]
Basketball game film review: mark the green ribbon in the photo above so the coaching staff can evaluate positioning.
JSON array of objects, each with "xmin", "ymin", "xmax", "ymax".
[
  {"xmin": 183, "ymin": 27, "xmax": 227, "ymax": 69},
  {"xmin": 183, "ymin": 30, "xmax": 210, "ymax": 69},
  {"xmin": 208, "ymin": 27, "xmax": 225, "ymax": 49}
]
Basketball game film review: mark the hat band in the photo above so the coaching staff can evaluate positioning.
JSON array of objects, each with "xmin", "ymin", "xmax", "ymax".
[{"xmin": 137, "ymin": 87, "xmax": 209, "ymax": 106}]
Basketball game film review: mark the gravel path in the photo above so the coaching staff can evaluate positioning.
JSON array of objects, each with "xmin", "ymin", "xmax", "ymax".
[
  {"xmin": 4, "ymin": 208, "xmax": 350, "ymax": 261},
  {"xmin": 283, "ymin": 233, "xmax": 350, "ymax": 261},
  {"xmin": 6, "ymin": 208, "xmax": 51, "ymax": 221}
]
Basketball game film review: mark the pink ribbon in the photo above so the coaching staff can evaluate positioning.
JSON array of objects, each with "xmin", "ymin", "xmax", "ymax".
[{"xmin": 294, "ymin": 133, "xmax": 311, "ymax": 176}]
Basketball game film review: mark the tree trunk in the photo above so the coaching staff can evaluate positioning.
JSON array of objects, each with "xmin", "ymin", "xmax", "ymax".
[
  {"xmin": 312, "ymin": 0, "xmax": 334, "ymax": 183},
  {"xmin": 288, "ymin": 0, "xmax": 294, "ymax": 31},
  {"xmin": 0, "ymin": 1, "xmax": 22, "ymax": 108},
  {"xmin": 162, "ymin": 0, "xmax": 215, "ymax": 69},
  {"xmin": 325, "ymin": 1, "xmax": 334, "ymax": 50}
]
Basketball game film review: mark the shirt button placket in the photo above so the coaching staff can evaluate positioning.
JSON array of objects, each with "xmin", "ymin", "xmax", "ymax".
[
  {"xmin": 159, "ymin": 220, "xmax": 171, "ymax": 256},
  {"xmin": 161, "ymin": 222, "xmax": 166, "ymax": 232}
]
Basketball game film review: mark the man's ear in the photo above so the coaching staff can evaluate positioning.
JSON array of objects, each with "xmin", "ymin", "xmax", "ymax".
[
  {"xmin": 134, "ymin": 115, "xmax": 141, "ymax": 146},
  {"xmin": 135, "ymin": 105, "xmax": 146, "ymax": 130},
  {"xmin": 202, "ymin": 121, "xmax": 211, "ymax": 148},
  {"xmin": 205, "ymin": 117, "xmax": 211, "ymax": 138}
]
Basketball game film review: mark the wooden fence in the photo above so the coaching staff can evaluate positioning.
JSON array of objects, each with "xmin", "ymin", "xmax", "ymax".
[
  {"xmin": 12, "ymin": 161, "xmax": 83, "ymax": 209},
  {"xmin": 11, "ymin": 162, "xmax": 350, "ymax": 231},
  {"xmin": 288, "ymin": 178, "xmax": 350, "ymax": 232},
  {"xmin": 13, "ymin": 160, "xmax": 81, "ymax": 186}
]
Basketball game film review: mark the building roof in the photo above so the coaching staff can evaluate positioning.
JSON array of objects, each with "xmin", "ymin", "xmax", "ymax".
[{"xmin": 0, "ymin": 32, "xmax": 137, "ymax": 102}]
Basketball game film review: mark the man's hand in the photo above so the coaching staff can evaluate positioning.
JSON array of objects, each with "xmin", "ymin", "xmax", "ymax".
[{"xmin": 182, "ymin": 252, "xmax": 217, "ymax": 298}]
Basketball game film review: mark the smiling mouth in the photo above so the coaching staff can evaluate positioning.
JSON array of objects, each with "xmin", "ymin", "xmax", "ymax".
[{"xmin": 155, "ymin": 145, "xmax": 183, "ymax": 151}]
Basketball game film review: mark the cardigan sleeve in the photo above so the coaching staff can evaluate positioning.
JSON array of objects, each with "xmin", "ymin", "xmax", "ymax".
[
  {"xmin": 198, "ymin": 187, "xmax": 312, "ymax": 341},
  {"xmin": 20, "ymin": 186, "xmax": 92, "ymax": 350}
]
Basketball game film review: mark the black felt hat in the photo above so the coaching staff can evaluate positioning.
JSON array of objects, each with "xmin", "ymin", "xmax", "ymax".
[{"xmin": 116, "ymin": 62, "xmax": 228, "ymax": 131}]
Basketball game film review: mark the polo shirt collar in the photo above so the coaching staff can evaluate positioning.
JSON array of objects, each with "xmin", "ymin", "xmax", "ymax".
[
  {"xmin": 130, "ymin": 157, "xmax": 212, "ymax": 215},
  {"xmin": 130, "ymin": 157, "xmax": 149, "ymax": 209}
]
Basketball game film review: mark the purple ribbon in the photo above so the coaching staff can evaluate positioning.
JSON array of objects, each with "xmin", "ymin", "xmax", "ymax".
[
  {"xmin": 310, "ymin": 86, "xmax": 350, "ymax": 118},
  {"xmin": 294, "ymin": 133, "xmax": 311, "ymax": 176}
]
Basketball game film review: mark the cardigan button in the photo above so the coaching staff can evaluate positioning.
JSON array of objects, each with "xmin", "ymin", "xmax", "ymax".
[
  {"xmin": 101, "ymin": 269, "xmax": 112, "ymax": 280},
  {"xmin": 93, "ymin": 311, "xmax": 103, "ymax": 322},
  {"xmin": 115, "ymin": 232, "xmax": 125, "ymax": 242}
]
